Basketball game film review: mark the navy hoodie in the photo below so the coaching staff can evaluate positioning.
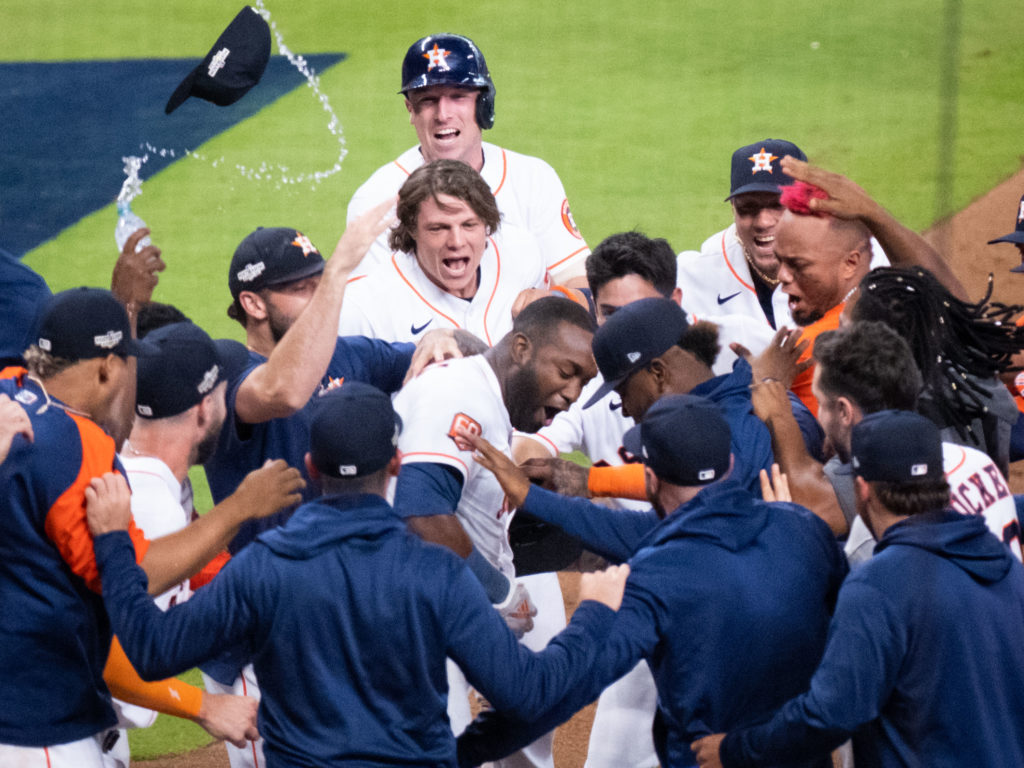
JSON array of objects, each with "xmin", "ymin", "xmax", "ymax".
[{"xmin": 722, "ymin": 510, "xmax": 1024, "ymax": 767}]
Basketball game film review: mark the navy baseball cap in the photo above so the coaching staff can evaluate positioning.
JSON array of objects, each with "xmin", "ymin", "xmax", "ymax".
[
  {"xmin": 726, "ymin": 139, "xmax": 807, "ymax": 201},
  {"xmin": 583, "ymin": 298, "xmax": 689, "ymax": 408},
  {"xmin": 986, "ymin": 194, "xmax": 1024, "ymax": 267},
  {"xmin": 228, "ymin": 227, "xmax": 325, "ymax": 299},
  {"xmin": 622, "ymin": 394, "xmax": 731, "ymax": 486},
  {"xmin": 135, "ymin": 323, "xmax": 227, "ymax": 419},
  {"xmin": 851, "ymin": 410, "xmax": 944, "ymax": 483},
  {"xmin": 309, "ymin": 383, "xmax": 403, "ymax": 478},
  {"xmin": 36, "ymin": 288, "xmax": 147, "ymax": 361},
  {"xmin": 165, "ymin": 6, "xmax": 271, "ymax": 114}
]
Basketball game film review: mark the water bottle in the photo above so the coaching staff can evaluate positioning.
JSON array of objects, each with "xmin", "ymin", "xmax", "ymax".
[{"xmin": 115, "ymin": 201, "xmax": 152, "ymax": 253}]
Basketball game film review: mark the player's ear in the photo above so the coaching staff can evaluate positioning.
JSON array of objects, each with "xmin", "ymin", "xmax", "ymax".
[
  {"xmin": 239, "ymin": 291, "xmax": 267, "ymax": 321},
  {"xmin": 386, "ymin": 452, "xmax": 401, "ymax": 478},
  {"xmin": 304, "ymin": 453, "xmax": 320, "ymax": 481},
  {"xmin": 509, "ymin": 332, "xmax": 533, "ymax": 366},
  {"xmin": 405, "ymin": 97, "xmax": 414, "ymax": 120},
  {"xmin": 836, "ymin": 396, "xmax": 858, "ymax": 428},
  {"xmin": 670, "ymin": 287, "xmax": 683, "ymax": 306}
]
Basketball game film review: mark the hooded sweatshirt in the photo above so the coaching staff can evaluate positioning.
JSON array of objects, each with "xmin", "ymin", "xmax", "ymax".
[
  {"xmin": 94, "ymin": 494, "xmax": 614, "ymax": 768},
  {"xmin": 721, "ymin": 510, "xmax": 1024, "ymax": 768},
  {"xmin": 458, "ymin": 480, "xmax": 845, "ymax": 768}
]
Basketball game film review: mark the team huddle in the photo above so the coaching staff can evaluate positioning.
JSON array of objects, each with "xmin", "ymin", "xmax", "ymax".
[{"xmin": 3, "ymin": 24, "xmax": 1024, "ymax": 768}]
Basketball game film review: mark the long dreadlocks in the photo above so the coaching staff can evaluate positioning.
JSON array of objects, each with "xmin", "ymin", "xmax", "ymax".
[{"xmin": 851, "ymin": 266, "xmax": 1024, "ymax": 447}]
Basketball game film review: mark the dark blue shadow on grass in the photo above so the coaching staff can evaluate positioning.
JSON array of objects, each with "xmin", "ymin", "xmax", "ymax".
[{"xmin": 0, "ymin": 53, "xmax": 345, "ymax": 256}]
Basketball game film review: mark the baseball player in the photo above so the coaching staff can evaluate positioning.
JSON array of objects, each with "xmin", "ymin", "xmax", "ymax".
[
  {"xmin": 391, "ymin": 297, "xmax": 597, "ymax": 768},
  {"xmin": 0, "ymin": 288, "xmax": 301, "ymax": 766},
  {"xmin": 676, "ymin": 141, "xmax": 890, "ymax": 332},
  {"xmin": 338, "ymin": 160, "xmax": 548, "ymax": 345},
  {"xmin": 346, "ymin": 33, "xmax": 589, "ymax": 285},
  {"xmin": 457, "ymin": 394, "xmax": 846, "ymax": 768},
  {"xmin": 84, "ymin": 382, "xmax": 630, "ymax": 767},
  {"xmin": 693, "ymin": 410, "xmax": 1024, "ymax": 768}
]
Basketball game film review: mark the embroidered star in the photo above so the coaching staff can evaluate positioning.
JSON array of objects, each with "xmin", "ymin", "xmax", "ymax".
[
  {"xmin": 207, "ymin": 48, "xmax": 231, "ymax": 78},
  {"xmin": 422, "ymin": 43, "xmax": 451, "ymax": 72},
  {"xmin": 292, "ymin": 233, "xmax": 318, "ymax": 257},
  {"xmin": 749, "ymin": 147, "xmax": 779, "ymax": 174}
]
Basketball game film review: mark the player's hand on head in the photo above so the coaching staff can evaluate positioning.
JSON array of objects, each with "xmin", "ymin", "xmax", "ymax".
[
  {"xmin": 329, "ymin": 196, "xmax": 397, "ymax": 277},
  {"xmin": 195, "ymin": 691, "xmax": 260, "ymax": 749},
  {"xmin": 579, "ymin": 563, "xmax": 630, "ymax": 611},
  {"xmin": 496, "ymin": 581, "xmax": 537, "ymax": 638},
  {"xmin": 779, "ymin": 156, "xmax": 876, "ymax": 221},
  {"xmin": 0, "ymin": 394, "xmax": 33, "ymax": 465},
  {"xmin": 111, "ymin": 227, "xmax": 166, "ymax": 309},
  {"xmin": 458, "ymin": 427, "xmax": 530, "ymax": 508},
  {"xmin": 520, "ymin": 457, "xmax": 591, "ymax": 498},
  {"xmin": 404, "ymin": 328, "xmax": 466, "ymax": 385},
  {"xmin": 85, "ymin": 472, "xmax": 133, "ymax": 536},
  {"xmin": 233, "ymin": 459, "xmax": 305, "ymax": 519},
  {"xmin": 690, "ymin": 733, "xmax": 726, "ymax": 768},
  {"xmin": 759, "ymin": 463, "xmax": 792, "ymax": 503}
]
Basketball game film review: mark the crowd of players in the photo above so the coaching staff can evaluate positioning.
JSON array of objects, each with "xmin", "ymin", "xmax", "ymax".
[{"xmin": 3, "ymin": 26, "xmax": 1024, "ymax": 768}]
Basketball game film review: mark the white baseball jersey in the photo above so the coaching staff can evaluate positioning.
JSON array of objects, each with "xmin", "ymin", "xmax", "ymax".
[
  {"xmin": 338, "ymin": 227, "xmax": 547, "ymax": 346},
  {"xmin": 347, "ymin": 141, "xmax": 589, "ymax": 280},
  {"xmin": 393, "ymin": 355, "xmax": 516, "ymax": 579},
  {"xmin": 845, "ymin": 441, "xmax": 1022, "ymax": 566},
  {"xmin": 677, "ymin": 224, "xmax": 890, "ymax": 329}
]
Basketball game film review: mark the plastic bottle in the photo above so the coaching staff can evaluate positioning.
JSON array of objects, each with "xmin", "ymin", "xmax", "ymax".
[{"xmin": 115, "ymin": 201, "xmax": 152, "ymax": 253}]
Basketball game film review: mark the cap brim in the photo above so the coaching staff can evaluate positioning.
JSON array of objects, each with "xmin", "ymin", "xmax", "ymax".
[
  {"xmin": 125, "ymin": 337, "xmax": 159, "ymax": 358},
  {"xmin": 987, "ymin": 232, "xmax": 1024, "ymax": 245},
  {"xmin": 1010, "ymin": 263, "xmax": 1024, "ymax": 273},
  {"xmin": 263, "ymin": 260, "xmax": 327, "ymax": 288},
  {"xmin": 165, "ymin": 67, "xmax": 200, "ymax": 114},
  {"xmin": 583, "ymin": 375, "xmax": 624, "ymax": 409},
  {"xmin": 725, "ymin": 182, "xmax": 788, "ymax": 202}
]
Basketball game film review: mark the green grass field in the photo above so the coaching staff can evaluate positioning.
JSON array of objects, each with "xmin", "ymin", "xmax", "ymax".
[{"xmin": 5, "ymin": 0, "xmax": 1023, "ymax": 759}]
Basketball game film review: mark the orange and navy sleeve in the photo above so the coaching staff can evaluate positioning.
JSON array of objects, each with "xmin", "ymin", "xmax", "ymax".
[
  {"xmin": 587, "ymin": 463, "xmax": 647, "ymax": 501},
  {"xmin": 44, "ymin": 412, "xmax": 150, "ymax": 593}
]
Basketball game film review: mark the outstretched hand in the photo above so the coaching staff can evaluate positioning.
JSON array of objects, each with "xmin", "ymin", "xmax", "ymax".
[
  {"xmin": 759, "ymin": 463, "xmax": 792, "ymax": 503},
  {"xmin": 111, "ymin": 227, "xmax": 166, "ymax": 309},
  {"xmin": 579, "ymin": 564, "xmax": 630, "ymax": 611},
  {"xmin": 232, "ymin": 460, "xmax": 306, "ymax": 520},
  {"xmin": 195, "ymin": 692, "xmax": 260, "ymax": 749},
  {"xmin": 780, "ymin": 156, "xmax": 879, "ymax": 222},
  {"xmin": 458, "ymin": 428, "xmax": 531, "ymax": 508},
  {"xmin": 85, "ymin": 472, "xmax": 133, "ymax": 536},
  {"xmin": 732, "ymin": 326, "xmax": 810, "ymax": 389},
  {"xmin": 404, "ymin": 329, "xmax": 464, "ymax": 385},
  {"xmin": 0, "ymin": 394, "xmax": 33, "ymax": 465},
  {"xmin": 328, "ymin": 197, "xmax": 397, "ymax": 277}
]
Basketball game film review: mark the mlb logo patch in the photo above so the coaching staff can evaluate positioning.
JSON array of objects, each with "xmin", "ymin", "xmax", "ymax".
[
  {"xmin": 911, "ymin": 463, "xmax": 928, "ymax": 477},
  {"xmin": 698, "ymin": 468, "xmax": 716, "ymax": 481},
  {"xmin": 448, "ymin": 412, "xmax": 482, "ymax": 451}
]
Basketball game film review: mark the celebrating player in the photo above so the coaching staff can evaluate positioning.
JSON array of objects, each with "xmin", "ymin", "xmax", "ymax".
[
  {"xmin": 692, "ymin": 410, "xmax": 1024, "ymax": 767},
  {"xmin": 346, "ymin": 33, "xmax": 589, "ymax": 285},
  {"xmin": 391, "ymin": 296, "xmax": 596, "ymax": 768},
  {"xmin": 338, "ymin": 159, "xmax": 549, "ymax": 345},
  {"xmin": 84, "ymin": 382, "xmax": 630, "ymax": 767},
  {"xmin": 455, "ymin": 394, "xmax": 846, "ymax": 768}
]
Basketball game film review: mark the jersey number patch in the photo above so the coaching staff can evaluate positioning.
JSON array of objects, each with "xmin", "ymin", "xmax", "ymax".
[{"xmin": 448, "ymin": 413, "xmax": 482, "ymax": 451}]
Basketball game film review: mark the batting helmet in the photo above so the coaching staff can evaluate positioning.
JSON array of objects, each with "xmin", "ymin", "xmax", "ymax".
[{"xmin": 400, "ymin": 34, "xmax": 496, "ymax": 130}]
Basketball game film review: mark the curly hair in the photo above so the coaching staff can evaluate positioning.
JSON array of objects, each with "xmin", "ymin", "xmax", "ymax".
[
  {"xmin": 585, "ymin": 231, "xmax": 677, "ymax": 298},
  {"xmin": 388, "ymin": 160, "xmax": 500, "ymax": 255}
]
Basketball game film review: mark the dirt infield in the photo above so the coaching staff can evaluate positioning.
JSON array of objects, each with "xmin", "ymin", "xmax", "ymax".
[{"xmin": 140, "ymin": 169, "xmax": 1024, "ymax": 767}]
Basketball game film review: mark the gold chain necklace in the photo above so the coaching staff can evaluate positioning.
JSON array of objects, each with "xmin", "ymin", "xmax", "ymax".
[{"xmin": 742, "ymin": 245, "xmax": 781, "ymax": 288}]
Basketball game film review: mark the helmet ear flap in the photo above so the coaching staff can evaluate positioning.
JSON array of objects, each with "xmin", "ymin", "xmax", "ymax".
[{"xmin": 476, "ymin": 86, "xmax": 495, "ymax": 130}]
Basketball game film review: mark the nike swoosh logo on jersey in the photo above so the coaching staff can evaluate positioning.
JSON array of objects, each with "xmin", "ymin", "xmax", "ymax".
[
  {"xmin": 410, "ymin": 319, "xmax": 433, "ymax": 335},
  {"xmin": 609, "ymin": 400, "xmax": 622, "ymax": 411},
  {"xmin": 717, "ymin": 291, "xmax": 742, "ymax": 305}
]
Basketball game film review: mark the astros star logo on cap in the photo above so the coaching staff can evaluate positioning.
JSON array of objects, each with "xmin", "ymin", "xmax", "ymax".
[
  {"xmin": 423, "ymin": 43, "xmax": 451, "ymax": 72},
  {"xmin": 749, "ymin": 147, "xmax": 779, "ymax": 174},
  {"xmin": 292, "ymin": 233, "xmax": 318, "ymax": 257}
]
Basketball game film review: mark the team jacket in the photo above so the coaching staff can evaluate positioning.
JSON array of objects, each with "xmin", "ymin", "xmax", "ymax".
[
  {"xmin": 94, "ymin": 494, "xmax": 614, "ymax": 768},
  {"xmin": 203, "ymin": 337, "xmax": 414, "ymax": 554},
  {"xmin": 457, "ymin": 480, "xmax": 846, "ymax": 768},
  {"xmin": 0, "ymin": 370, "xmax": 149, "ymax": 746},
  {"xmin": 721, "ymin": 511, "xmax": 1024, "ymax": 767}
]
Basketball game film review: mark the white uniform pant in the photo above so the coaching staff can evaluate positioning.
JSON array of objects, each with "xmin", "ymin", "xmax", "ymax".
[
  {"xmin": 584, "ymin": 661, "xmax": 658, "ymax": 768},
  {"xmin": 448, "ymin": 572, "xmax": 565, "ymax": 768},
  {"xmin": 0, "ymin": 733, "xmax": 107, "ymax": 768},
  {"xmin": 202, "ymin": 664, "xmax": 264, "ymax": 768}
]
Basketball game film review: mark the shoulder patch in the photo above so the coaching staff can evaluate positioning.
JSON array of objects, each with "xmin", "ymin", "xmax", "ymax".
[
  {"xmin": 448, "ymin": 412, "xmax": 482, "ymax": 451},
  {"xmin": 560, "ymin": 199, "xmax": 582, "ymax": 240}
]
